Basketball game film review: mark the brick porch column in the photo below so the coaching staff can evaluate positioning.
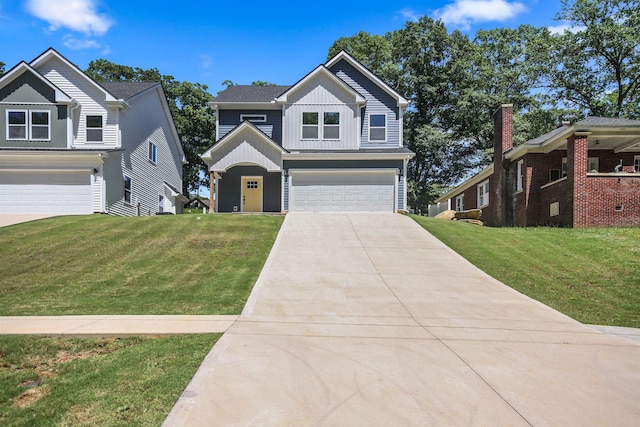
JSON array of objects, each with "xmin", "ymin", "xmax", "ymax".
[
  {"xmin": 567, "ymin": 132, "xmax": 590, "ymax": 227},
  {"xmin": 492, "ymin": 104, "xmax": 513, "ymax": 226}
]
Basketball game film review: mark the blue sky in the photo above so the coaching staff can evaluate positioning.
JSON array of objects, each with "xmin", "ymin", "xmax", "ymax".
[{"xmin": 0, "ymin": 0, "xmax": 567, "ymax": 95}]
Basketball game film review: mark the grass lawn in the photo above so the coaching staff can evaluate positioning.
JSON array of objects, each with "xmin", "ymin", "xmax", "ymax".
[
  {"xmin": 0, "ymin": 214, "xmax": 283, "ymax": 315},
  {"xmin": 0, "ymin": 334, "xmax": 217, "ymax": 426},
  {"xmin": 411, "ymin": 215, "xmax": 640, "ymax": 328}
]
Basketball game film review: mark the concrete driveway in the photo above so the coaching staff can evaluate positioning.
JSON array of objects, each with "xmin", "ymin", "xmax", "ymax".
[
  {"xmin": 164, "ymin": 213, "xmax": 640, "ymax": 426},
  {"xmin": 0, "ymin": 214, "xmax": 60, "ymax": 228}
]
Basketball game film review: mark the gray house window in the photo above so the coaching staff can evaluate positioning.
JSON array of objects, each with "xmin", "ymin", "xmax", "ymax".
[
  {"xmin": 148, "ymin": 141, "xmax": 157, "ymax": 164},
  {"xmin": 302, "ymin": 112, "xmax": 319, "ymax": 139},
  {"xmin": 369, "ymin": 114, "xmax": 386, "ymax": 141},
  {"xmin": 7, "ymin": 110, "xmax": 49, "ymax": 141},
  {"xmin": 240, "ymin": 114, "xmax": 266, "ymax": 123},
  {"xmin": 124, "ymin": 176, "xmax": 132, "ymax": 204},
  {"xmin": 86, "ymin": 115, "xmax": 103, "ymax": 142},
  {"xmin": 323, "ymin": 112, "xmax": 340, "ymax": 139}
]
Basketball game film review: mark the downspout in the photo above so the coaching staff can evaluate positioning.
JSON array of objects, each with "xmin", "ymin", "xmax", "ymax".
[{"xmin": 69, "ymin": 99, "xmax": 80, "ymax": 148}]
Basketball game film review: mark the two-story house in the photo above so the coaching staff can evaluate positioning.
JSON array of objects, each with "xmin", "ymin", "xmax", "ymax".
[
  {"xmin": 0, "ymin": 48, "xmax": 187, "ymax": 216},
  {"xmin": 435, "ymin": 105, "xmax": 640, "ymax": 227},
  {"xmin": 201, "ymin": 51, "xmax": 414, "ymax": 213}
]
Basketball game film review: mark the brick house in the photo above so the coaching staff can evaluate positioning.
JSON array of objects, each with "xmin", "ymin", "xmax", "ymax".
[{"xmin": 435, "ymin": 105, "xmax": 640, "ymax": 227}]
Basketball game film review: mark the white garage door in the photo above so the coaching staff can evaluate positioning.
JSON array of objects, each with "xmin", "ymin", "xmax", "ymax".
[
  {"xmin": 290, "ymin": 170, "xmax": 395, "ymax": 212},
  {"xmin": 0, "ymin": 172, "xmax": 93, "ymax": 214}
]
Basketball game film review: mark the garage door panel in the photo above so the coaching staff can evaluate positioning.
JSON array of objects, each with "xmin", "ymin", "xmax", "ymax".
[
  {"xmin": 290, "ymin": 171, "xmax": 395, "ymax": 213},
  {"xmin": 0, "ymin": 172, "xmax": 92, "ymax": 214}
]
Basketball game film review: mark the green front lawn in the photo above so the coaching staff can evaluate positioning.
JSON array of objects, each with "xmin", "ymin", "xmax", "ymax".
[
  {"xmin": 411, "ymin": 215, "xmax": 640, "ymax": 328},
  {"xmin": 0, "ymin": 334, "xmax": 217, "ymax": 426},
  {"xmin": 0, "ymin": 214, "xmax": 283, "ymax": 315}
]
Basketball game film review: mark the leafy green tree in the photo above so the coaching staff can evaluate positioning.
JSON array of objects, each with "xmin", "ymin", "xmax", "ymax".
[
  {"xmin": 544, "ymin": 0, "xmax": 640, "ymax": 117},
  {"xmin": 251, "ymin": 81, "xmax": 276, "ymax": 86},
  {"xmin": 85, "ymin": 59, "xmax": 215, "ymax": 194},
  {"xmin": 0, "ymin": 61, "xmax": 5, "ymax": 77}
]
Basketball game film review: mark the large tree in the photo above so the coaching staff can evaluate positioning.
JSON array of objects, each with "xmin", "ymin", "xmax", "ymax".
[
  {"xmin": 85, "ymin": 60, "xmax": 215, "ymax": 194},
  {"xmin": 0, "ymin": 61, "xmax": 5, "ymax": 76},
  {"xmin": 544, "ymin": 0, "xmax": 640, "ymax": 117}
]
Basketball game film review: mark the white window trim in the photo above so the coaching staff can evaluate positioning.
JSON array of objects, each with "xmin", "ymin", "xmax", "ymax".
[
  {"xmin": 240, "ymin": 114, "xmax": 267, "ymax": 123},
  {"xmin": 634, "ymin": 155, "xmax": 640, "ymax": 173},
  {"xmin": 6, "ymin": 109, "xmax": 28, "ymax": 141},
  {"xmin": 30, "ymin": 110, "xmax": 51, "ymax": 141},
  {"xmin": 323, "ymin": 112, "xmax": 340, "ymax": 140},
  {"xmin": 302, "ymin": 112, "xmax": 319, "ymax": 140},
  {"xmin": 148, "ymin": 141, "xmax": 157, "ymax": 164},
  {"xmin": 86, "ymin": 115, "xmax": 104, "ymax": 143},
  {"xmin": 158, "ymin": 194, "xmax": 165, "ymax": 213},
  {"xmin": 455, "ymin": 194, "xmax": 464, "ymax": 212},
  {"xmin": 6, "ymin": 109, "xmax": 51, "ymax": 141},
  {"xmin": 587, "ymin": 157, "xmax": 599, "ymax": 173},
  {"xmin": 369, "ymin": 113, "xmax": 387, "ymax": 142},
  {"xmin": 516, "ymin": 159, "xmax": 524, "ymax": 192},
  {"xmin": 124, "ymin": 175, "xmax": 132, "ymax": 204},
  {"xmin": 477, "ymin": 180, "xmax": 490, "ymax": 208}
]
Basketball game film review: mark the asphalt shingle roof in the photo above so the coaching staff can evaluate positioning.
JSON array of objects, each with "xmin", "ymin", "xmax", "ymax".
[
  {"xmin": 575, "ymin": 116, "xmax": 640, "ymax": 126},
  {"xmin": 98, "ymin": 81, "xmax": 158, "ymax": 99},
  {"xmin": 211, "ymin": 85, "xmax": 290, "ymax": 103},
  {"xmin": 523, "ymin": 125, "xmax": 570, "ymax": 146}
]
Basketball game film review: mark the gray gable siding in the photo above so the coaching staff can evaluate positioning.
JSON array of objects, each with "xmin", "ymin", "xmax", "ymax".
[
  {"xmin": 329, "ymin": 59, "xmax": 400, "ymax": 149},
  {"xmin": 0, "ymin": 72, "xmax": 67, "ymax": 149},
  {"xmin": 218, "ymin": 110, "xmax": 282, "ymax": 145}
]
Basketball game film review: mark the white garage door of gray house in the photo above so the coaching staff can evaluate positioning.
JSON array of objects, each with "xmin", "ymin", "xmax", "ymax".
[
  {"xmin": 0, "ymin": 172, "xmax": 93, "ymax": 214},
  {"xmin": 289, "ymin": 170, "xmax": 396, "ymax": 212}
]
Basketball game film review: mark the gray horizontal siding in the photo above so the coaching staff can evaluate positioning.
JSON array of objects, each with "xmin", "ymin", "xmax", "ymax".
[
  {"xmin": 218, "ymin": 110, "xmax": 282, "ymax": 144},
  {"xmin": 329, "ymin": 59, "xmax": 400, "ymax": 148}
]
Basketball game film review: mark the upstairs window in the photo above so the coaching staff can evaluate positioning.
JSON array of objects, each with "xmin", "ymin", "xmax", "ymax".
[
  {"xmin": 323, "ymin": 112, "xmax": 340, "ymax": 139},
  {"xmin": 635, "ymin": 156, "xmax": 640, "ymax": 172},
  {"xmin": 7, "ymin": 110, "xmax": 27, "ymax": 140},
  {"xmin": 240, "ymin": 114, "xmax": 266, "ymax": 123},
  {"xmin": 302, "ymin": 112, "xmax": 319, "ymax": 139},
  {"xmin": 6, "ymin": 110, "xmax": 50, "ymax": 141},
  {"xmin": 148, "ymin": 141, "xmax": 157, "ymax": 164},
  {"xmin": 477, "ymin": 180, "xmax": 489, "ymax": 208},
  {"xmin": 369, "ymin": 114, "xmax": 386, "ymax": 142},
  {"xmin": 124, "ymin": 176, "xmax": 132, "ymax": 204},
  {"xmin": 86, "ymin": 115, "xmax": 103, "ymax": 142},
  {"xmin": 30, "ymin": 111, "xmax": 50, "ymax": 140}
]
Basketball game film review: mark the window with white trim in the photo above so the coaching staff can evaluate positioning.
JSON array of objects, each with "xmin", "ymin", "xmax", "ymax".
[
  {"xmin": 302, "ymin": 112, "xmax": 319, "ymax": 139},
  {"xmin": 86, "ymin": 115, "xmax": 103, "ymax": 142},
  {"xmin": 323, "ymin": 112, "xmax": 340, "ymax": 139},
  {"xmin": 634, "ymin": 155, "xmax": 640, "ymax": 172},
  {"xmin": 587, "ymin": 157, "xmax": 599, "ymax": 172},
  {"xmin": 455, "ymin": 194, "xmax": 464, "ymax": 212},
  {"xmin": 477, "ymin": 180, "xmax": 489, "ymax": 208},
  {"xmin": 369, "ymin": 114, "xmax": 386, "ymax": 141},
  {"xmin": 240, "ymin": 114, "xmax": 266, "ymax": 123},
  {"xmin": 148, "ymin": 141, "xmax": 157, "ymax": 164},
  {"xmin": 6, "ymin": 109, "xmax": 50, "ymax": 141},
  {"xmin": 124, "ymin": 176, "xmax": 132, "ymax": 204},
  {"xmin": 516, "ymin": 160, "xmax": 524, "ymax": 192}
]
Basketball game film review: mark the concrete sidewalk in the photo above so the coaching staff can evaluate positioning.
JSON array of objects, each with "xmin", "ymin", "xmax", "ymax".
[
  {"xmin": 163, "ymin": 213, "xmax": 640, "ymax": 426},
  {"xmin": 0, "ymin": 315, "xmax": 237, "ymax": 336}
]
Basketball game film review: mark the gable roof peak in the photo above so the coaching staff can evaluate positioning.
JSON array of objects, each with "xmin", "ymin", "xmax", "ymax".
[{"xmin": 275, "ymin": 64, "xmax": 366, "ymax": 104}]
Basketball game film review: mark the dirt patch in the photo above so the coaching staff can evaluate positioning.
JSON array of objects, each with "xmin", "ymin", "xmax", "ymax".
[{"xmin": 12, "ymin": 385, "xmax": 50, "ymax": 408}]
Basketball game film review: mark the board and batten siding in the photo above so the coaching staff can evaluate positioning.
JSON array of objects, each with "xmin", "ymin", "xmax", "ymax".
[
  {"xmin": 218, "ymin": 110, "xmax": 282, "ymax": 144},
  {"xmin": 282, "ymin": 73, "xmax": 359, "ymax": 151},
  {"xmin": 34, "ymin": 57, "xmax": 120, "ymax": 148},
  {"xmin": 329, "ymin": 59, "xmax": 401, "ymax": 149},
  {"xmin": 105, "ymin": 88, "xmax": 183, "ymax": 216}
]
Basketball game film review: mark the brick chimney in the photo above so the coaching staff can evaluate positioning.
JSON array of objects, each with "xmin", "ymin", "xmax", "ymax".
[{"xmin": 492, "ymin": 104, "xmax": 513, "ymax": 226}]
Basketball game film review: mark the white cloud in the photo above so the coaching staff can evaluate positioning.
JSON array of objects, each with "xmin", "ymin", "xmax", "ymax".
[
  {"xmin": 63, "ymin": 34, "xmax": 110, "ymax": 54},
  {"xmin": 400, "ymin": 8, "xmax": 420, "ymax": 22},
  {"xmin": 26, "ymin": 0, "xmax": 113, "ymax": 36},
  {"xmin": 434, "ymin": 0, "xmax": 527, "ymax": 30},
  {"xmin": 548, "ymin": 22, "xmax": 585, "ymax": 35}
]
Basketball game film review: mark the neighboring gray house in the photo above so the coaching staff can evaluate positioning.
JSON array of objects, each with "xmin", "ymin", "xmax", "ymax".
[
  {"xmin": 202, "ymin": 51, "xmax": 414, "ymax": 213},
  {"xmin": 0, "ymin": 48, "xmax": 187, "ymax": 215}
]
